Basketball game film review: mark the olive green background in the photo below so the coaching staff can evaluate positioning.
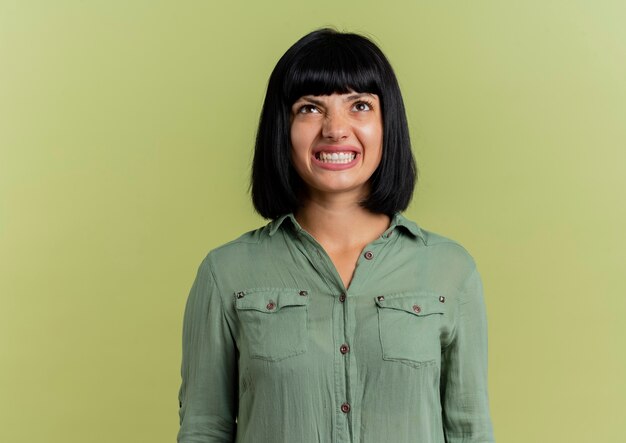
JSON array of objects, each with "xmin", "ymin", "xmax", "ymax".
[{"xmin": 1, "ymin": 1, "xmax": 624, "ymax": 442}]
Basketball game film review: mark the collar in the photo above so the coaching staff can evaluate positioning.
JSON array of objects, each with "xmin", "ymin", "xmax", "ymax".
[
  {"xmin": 387, "ymin": 212, "xmax": 424, "ymax": 241},
  {"xmin": 268, "ymin": 213, "xmax": 300, "ymax": 236},
  {"xmin": 268, "ymin": 212, "xmax": 425, "ymax": 242}
]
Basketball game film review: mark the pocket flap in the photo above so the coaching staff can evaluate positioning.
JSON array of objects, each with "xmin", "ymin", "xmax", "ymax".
[
  {"xmin": 374, "ymin": 293, "xmax": 445, "ymax": 317},
  {"xmin": 234, "ymin": 288, "xmax": 310, "ymax": 313}
]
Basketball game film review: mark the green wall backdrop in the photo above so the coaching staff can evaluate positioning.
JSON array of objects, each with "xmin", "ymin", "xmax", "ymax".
[{"xmin": 1, "ymin": 1, "xmax": 625, "ymax": 442}]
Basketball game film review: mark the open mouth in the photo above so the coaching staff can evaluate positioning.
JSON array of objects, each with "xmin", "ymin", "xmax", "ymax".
[{"xmin": 314, "ymin": 151, "xmax": 357, "ymax": 164}]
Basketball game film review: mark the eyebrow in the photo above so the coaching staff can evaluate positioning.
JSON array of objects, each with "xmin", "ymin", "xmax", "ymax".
[{"xmin": 296, "ymin": 93, "xmax": 377, "ymax": 107}]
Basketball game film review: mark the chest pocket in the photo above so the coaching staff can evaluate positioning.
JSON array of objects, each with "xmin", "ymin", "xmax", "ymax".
[
  {"xmin": 234, "ymin": 288, "xmax": 310, "ymax": 362},
  {"xmin": 375, "ymin": 293, "xmax": 446, "ymax": 369}
]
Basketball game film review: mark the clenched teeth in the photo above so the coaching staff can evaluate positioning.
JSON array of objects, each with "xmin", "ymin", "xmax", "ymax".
[{"xmin": 316, "ymin": 152, "xmax": 356, "ymax": 163}]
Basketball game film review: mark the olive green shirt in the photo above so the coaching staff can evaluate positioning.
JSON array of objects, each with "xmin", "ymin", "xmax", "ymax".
[{"xmin": 177, "ymin": 213, "xmax": 494, "ymax": 443}]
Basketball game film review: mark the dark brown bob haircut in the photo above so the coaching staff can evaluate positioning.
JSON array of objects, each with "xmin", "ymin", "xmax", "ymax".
[{"xmin": 251, "ymin": 28, "xmax": 417, "ymax": 219}]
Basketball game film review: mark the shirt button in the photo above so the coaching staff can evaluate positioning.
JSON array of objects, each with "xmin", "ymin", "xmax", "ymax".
[
  {"xmin": 439, "ymin": 295, "xmax": 446, "ymax": 303},
  {"xmin": 339, "ymin": 293, "xmax": 346, "ymax": 302},
  {"xmin": 266, "ymin": 301, "xmax": 275, "ymax": 310},
  {"xmin": 377, "ymin": 295, "xmax": 385, "ymax": 302},
  {"xmin": 341, "ymin": 402, "xmax": 351, "ymax": 413},
  {"xmin": 340, "ymin": 344, "xmax": 350, "ymax": 354},
  {"xmin": 299, "ymin": 290, "xmax": 308, "ymax": 296},
  {"xmin": 364, "ymin": 251, "xmax": 374, "ymax": 260},
  {"xmin": 412, "ymin": 304, "xmax": 421, "ymax": 314}
]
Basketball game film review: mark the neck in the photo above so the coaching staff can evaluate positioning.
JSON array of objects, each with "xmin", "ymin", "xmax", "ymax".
[{"xmin": 294, "ymin": 194, "xmax": 391, "ymax": 251}]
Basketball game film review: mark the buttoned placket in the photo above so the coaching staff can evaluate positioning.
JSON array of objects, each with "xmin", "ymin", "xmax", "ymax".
[
  {"xmin": 292, "ymin": 225, "xmax": 396, "ymax": 443},
  {"xmin": 342, "ymin": 234, "xmax": 393, "ymax": 442}
]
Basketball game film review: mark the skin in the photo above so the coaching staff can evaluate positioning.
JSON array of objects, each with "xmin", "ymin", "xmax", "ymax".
[{"xmin": 290, "ymin": 91, "xmax": 391, "ymax": 289}]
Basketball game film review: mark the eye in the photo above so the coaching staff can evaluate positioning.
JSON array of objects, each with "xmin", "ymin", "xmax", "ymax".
[
  {"xmin": 352, "ymin": 100, "xmax": 374, "ymax": 112},
  {"xmin": 296, "ymin": 104, "xmax": 321, "ymax": 114}
]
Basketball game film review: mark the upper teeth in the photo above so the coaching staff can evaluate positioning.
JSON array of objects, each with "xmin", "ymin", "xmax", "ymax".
[{"xmin": 318, "ymin": 152, "xmax": 356, "ymax": 163}]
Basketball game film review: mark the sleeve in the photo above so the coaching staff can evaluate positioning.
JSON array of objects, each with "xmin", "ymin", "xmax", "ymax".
[
  {"xmin": 441, "ymin": 266, "xmax": 495, "ymax": 442},
  {"xmin": 177, "ymin": 255, "xmax": 238, "ymax": 443}
]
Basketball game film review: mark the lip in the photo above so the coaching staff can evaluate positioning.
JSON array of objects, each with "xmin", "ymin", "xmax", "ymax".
[{"xmin": 311, "ymin": 145, "xmax": 361, "ymax": 171}]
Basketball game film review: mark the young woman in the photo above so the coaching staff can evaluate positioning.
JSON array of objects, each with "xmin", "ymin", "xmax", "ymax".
[{"xmin": 178, "ymin": 28, "xmax": 494, "ymax": 443}]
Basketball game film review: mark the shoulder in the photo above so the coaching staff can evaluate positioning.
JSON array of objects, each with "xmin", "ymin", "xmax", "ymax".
[
  {"xmin": 397, "ymin": 212, "xmax": 477, "ymax": 271},
  {"xmin": 422, "ymin": 228, "xmax": 477, "ymax": 277},
  {"xmin": 422, "ymin": 228, "xmax": 474, "ymax": 260},
  {"xmin": 198, "ymin": 223, "xmax": 269, "ymax": 266},
  {"xmin": 194, "ymin": 219, "xmax": 288, "ymax": 284},
  {"xmin": 396, "ymin": 213, "xmax": 478, "ymax": 283}
]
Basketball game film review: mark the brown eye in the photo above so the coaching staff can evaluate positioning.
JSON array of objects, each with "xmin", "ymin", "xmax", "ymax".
[
  {"xmin": 298, "ymin": 104, "xmax": 320, "ymax": 114},
  {"xmin": 352, "ymin": 101, "xmax": 373, "ymax": 112}
]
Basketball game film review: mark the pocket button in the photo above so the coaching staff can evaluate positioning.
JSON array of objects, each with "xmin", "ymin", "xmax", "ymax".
[{"xmin": 376, "ymin": 294, "xmax": 444, "ymax": 368}]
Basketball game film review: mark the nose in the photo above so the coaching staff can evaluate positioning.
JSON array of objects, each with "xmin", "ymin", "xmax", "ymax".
[{"xmin": 322, "ymin": 110, "xmax": 349, "ymax": 141}]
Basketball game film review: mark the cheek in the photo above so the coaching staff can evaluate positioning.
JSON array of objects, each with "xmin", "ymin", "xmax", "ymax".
[
  {"xmin": 290, "ymin": 123, "xmax": 313, "ymax": 176},
  {"xmin": 358, "ymin": 122, "xmax": 384, "ymax": 156},
  {"xmin": 290, "ymin": 122, "xmax": 311, "ymax": 155}
]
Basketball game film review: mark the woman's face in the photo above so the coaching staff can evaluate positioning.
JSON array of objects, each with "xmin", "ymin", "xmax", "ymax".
[{"xmin": 290, "ymin": 92, "xmax": 383, "ymax": 201}]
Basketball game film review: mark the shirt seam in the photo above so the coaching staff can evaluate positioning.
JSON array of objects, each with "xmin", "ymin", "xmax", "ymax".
[
  {"xmin": 441, "ymin": 264, "xmax": 478, "ymax": 351},
  {"xmin": 206, "ymin": 254, "xmax": 238, "ymax": 346}
]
